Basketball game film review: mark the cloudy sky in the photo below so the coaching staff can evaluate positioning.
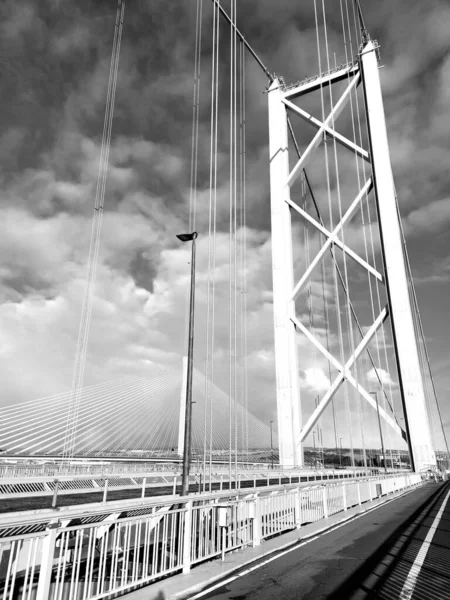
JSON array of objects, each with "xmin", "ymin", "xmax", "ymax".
[{"xmin": 0, "ymin": 0, "xmax": 449, "ymax": 455}]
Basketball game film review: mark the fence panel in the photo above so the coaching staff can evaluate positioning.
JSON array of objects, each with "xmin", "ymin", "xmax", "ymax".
[
  {"xmin": 260, "ymin": 491, "xmax": 296, "ymax": 539},
  {"xmin": 190, "ymin": 503, "xmax": 221, "ymax": 564},
  {"xmin": 49, "ymin": 507, "xmax": 185, "ymax": 600},
  {"xmin": 359, "ymin": 480, "xmax": 372, "ymax": 503},
  {"xmin": 300, "ymin": 487, "xmax": 324, "ymax": 523},
  {"xmin": 345, "ymin": 483, "xmax": 360, "ymax": 509},
  {"xmin": 225, "ymin": 500, "xmax": 254, "ymax": 552},
  {"xmin": 326, "ymin": 485, "xmax": 344, "ymax": 516},
  {"xmin": 0, "ymin": 534, "xmax": 44, "ymax": 600}
]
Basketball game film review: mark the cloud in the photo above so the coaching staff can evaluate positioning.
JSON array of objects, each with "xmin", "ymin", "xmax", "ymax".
[
  {"xmin": 366, "ymin": 367, "xmax": 397, "ymax": 387},
  {"xmin": 299, "ymin": 367, "xmax": 331, "ymax": 393},
  {"xmin": 403, "ymin": 198, "xmax": 450, "ymax": 237},
  {"xmin": 0, "ymin": 0, "xmax": 448, "ymax": 448},
  {"xmin": 413, "ymin": 256, "xmax": 450, "ymax": 286}
]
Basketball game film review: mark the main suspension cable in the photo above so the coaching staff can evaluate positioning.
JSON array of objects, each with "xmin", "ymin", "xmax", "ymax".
[{"xmin": 210, "ymin": 0, "xmax": 273, "ymax": 81}]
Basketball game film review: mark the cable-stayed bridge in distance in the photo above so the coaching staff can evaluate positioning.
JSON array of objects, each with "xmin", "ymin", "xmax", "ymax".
[{"xmin": 0, "ymin": 363, "xmax": 278, "ymax": 461}]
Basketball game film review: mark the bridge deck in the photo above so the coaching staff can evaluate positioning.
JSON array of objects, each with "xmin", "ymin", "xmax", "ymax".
[
  {"xmin": 0, "ymin": 470, "xmax": 374, "ymax": 513},
  {"xmin": 177, "ymin": 481, "xmax": 449, "ymax": 600}
]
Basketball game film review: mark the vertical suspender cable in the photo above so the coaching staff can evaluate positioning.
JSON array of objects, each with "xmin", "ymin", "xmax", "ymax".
[
  {"xmin": 241, "ymin": 40, "xmax": 249, "ymax": 464},
  {"xmin": 209, "ymin": 2, "xmax": 220, "ymax": 485},
  {"xmin": 323, "ymin": 35, "xmax": 357, "ymax": 468},
  {"xmin": 62, "ymin": 0, "xmax": 125, "ymax": 464},
  {"xmin": 233, "ymin": 0, "xmax": 238, "ymax": 481},
  {"xmin": 315, "ymin": 0, "xmax": 355, "ymax": 467},
  {"xmin": 203, "ymin": 0, "xmax": 216, "ymax": 490},
  {"xmin": 185, "ymin": 0, "xmax": 202, "ymax": 472},
  {"xmin": 228, "ymin": 0, "xmax": 234, "ymax": 484},
  {"xmin": 239, "ymin": 39, "xmax": 244, "ymax": 466},
  {"xmin": 397, "ymin": 202, "xmax": 449, "ymax": 458},
  {"xmin": 350, "ymin": 2, "xmax": 397, "ymax": 466},
  {"xmin": 287, "ymin": 118, "xmax": 339, "ymax": 465},
  {"xmin": 339, "ymin": 0, "xmax": 367, "ymax": 469},
  {"xmin": 189, "ymin": 0, "xmax": 203, "ymax": 234}
]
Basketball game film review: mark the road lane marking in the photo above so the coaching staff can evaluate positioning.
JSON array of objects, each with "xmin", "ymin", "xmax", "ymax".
[
  {"xmin": 186, "ymin": 485, "xmax": 423, "ymax": 600},
  {"xmin": 399, "ymin": 487, "xmax": 450, "ymax": 600}
]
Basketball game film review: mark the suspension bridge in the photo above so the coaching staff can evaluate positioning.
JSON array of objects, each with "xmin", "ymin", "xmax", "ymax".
[{"xmin": 0, "ymin": 0, "xmax": 449, "ymax": 599}]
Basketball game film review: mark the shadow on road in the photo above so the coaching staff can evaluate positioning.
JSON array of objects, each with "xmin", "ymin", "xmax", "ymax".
[{"xmin": 326, "ymin": 482, "xmax": 450, "ymax": 600}]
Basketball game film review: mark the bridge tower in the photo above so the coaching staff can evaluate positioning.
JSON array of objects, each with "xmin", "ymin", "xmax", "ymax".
[{"xmin": 268, "ymin": 38, "xmax": 436, "ymax": 472}]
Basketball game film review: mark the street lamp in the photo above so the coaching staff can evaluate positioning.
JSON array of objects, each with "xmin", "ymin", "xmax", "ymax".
[
  {"xmin": 270, "ymin": 421, "xmax": 274, "ymax": 470},
  {"xmin": 313, "ymin": 431, "xmax": 316, "ymax": 466},
  {"xmin": 177, "ymin": 232, "xmax": 198, "ymax": 496},
  {"xmin": 370, "ymin": 391, "xmax": 388, "ymax": 475}
]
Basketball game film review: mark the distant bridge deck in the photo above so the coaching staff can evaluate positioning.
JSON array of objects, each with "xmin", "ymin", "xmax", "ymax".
[{"xmin": 0, "ymin": 467, "xmax": 393, "ymax": 513}]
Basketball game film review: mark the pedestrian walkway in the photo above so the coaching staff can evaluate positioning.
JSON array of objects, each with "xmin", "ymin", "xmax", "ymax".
[{"xmin": 124, "ymin": 481, "xmax": 435, "ymax": 600}]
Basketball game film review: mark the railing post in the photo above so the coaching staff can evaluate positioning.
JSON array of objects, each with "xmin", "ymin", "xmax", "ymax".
[
  {"xmin": 142, "ymin": 477, "xmax": 146, "ymax": 499},
  {"xmin": 36, "ymin": 523, "xmax": 59, "ymax": 600},
  {"xmin": 322, "ymin": 487, "xmax": 328, "ymax": 519},
  {"xmin": 252, "ymin": 494, "xmax": 261, "ymax": 547},
  {"xmin": 52, "ymin": 480, "xmax": 59, "ymax": 508},
  {"xmin": 295, "ymin": 488, "xmax": 302, "ymax": 528},
  {"xmin": 182, "ymin": 500, "xmax": 193, "ymax": 573},
  {"xmin": 357, "ymin": 481, "xmax": 361, "ymax": 505},
  {"xmin": 103, "ymin": 479, "xmax": 108, "ymax": 503},
  {"xmin": 220, "ymin": 475, "xmax": 223, "ymax": 491},
  {"xmin": 342, "ymin": 484, "xmax": 347, "ymax": 511}
]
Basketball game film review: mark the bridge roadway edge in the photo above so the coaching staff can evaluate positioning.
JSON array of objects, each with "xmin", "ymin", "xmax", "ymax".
[{"xmin": 123, "ymin": 481, "xmax": 436, "ymax": 600}]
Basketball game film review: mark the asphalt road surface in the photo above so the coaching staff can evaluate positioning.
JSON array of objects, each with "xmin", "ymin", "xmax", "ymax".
[{"xmin": 197, "ymin": 481, "xmax": 450, "ymax": 600}]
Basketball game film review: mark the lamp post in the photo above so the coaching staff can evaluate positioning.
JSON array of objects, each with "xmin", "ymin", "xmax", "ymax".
[
  {"xmin": 270, "ymin": 421, "xmax": 274, "ymax": 470},
  {"xmin": 370, "ymin": 391, "xmax": 388, "ymax": 475},
  {"xmin": 177, "ymin": 232, "xmax": 198, "ymax": 496},
  {"xmin": 313, "ymin": 431, "xmax": 316, "ymax": 466}
]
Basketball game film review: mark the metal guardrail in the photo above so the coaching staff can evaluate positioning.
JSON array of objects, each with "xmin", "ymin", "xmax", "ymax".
[
  {"xmin": 0, "ymin": 468, "xmax": 395, "ymax": 502},
  {"xmin": 0, "ymin": 460, "xmax": 400, "ymax": 479},
  {"xmin": 0, "ymin": 472, "xmax": 423, "ymax": 599},
  {"xmin": 0, "ymin": 461, "xmax": 301, "ymax": 478},
  {"xmin": 0, "ymin": 462, "xmax": 182, "ymax": 478}
]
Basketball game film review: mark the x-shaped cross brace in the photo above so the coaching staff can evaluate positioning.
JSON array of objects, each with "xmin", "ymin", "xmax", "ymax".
[
  {"xmin": 290, "ymin": 307, "xmax": 405, "ymax": 442},
  {"xmin": 285, "ymin": 72, "xmax": 365, "ymax": 187},
  {"xmin": 288, "ymin": 178, "xmax": 382, "ymax": 301}
]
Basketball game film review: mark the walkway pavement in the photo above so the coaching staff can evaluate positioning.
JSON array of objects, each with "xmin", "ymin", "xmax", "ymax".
[{"xmin": 123, "ymin": 481, "xmax": 442, "ymax": 600}]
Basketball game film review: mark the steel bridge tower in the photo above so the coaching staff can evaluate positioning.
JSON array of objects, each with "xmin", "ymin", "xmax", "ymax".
[{"xmin": 268, "ymin": 38, "xmax": 437, "ymax": 473}]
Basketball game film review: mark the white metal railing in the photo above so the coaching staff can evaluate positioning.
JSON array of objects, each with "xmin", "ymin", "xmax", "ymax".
[
  {"xmin": 0, "ymin": 462, "xmax": 181, "ymax": 479},
  {"xmin": 0, "ymin": 468, "xmax": 392, "ymax": 502},
  {"xmin": 0, "ymin": 460, "xmax": 402, "ymax": 479},
  {"xmin": 0, "ymin": 473, "xmax": 423, "ymax": 600},
  {"xmin": 0, "ymin": 462, "xmax": 278, "ymax": 478}
]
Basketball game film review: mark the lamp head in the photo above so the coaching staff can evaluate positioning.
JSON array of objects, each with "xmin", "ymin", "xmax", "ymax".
[{"xmin": 176, "ymin": 232, "xmax": 198, "ymax": 242}]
